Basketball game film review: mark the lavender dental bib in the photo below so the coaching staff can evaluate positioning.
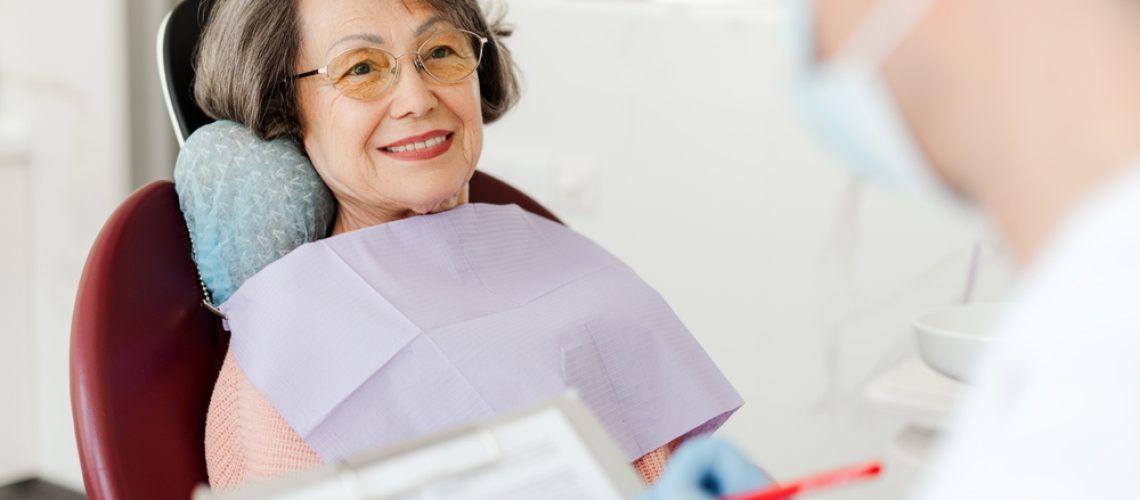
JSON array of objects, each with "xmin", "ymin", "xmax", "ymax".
[{"xmin": 221, "ymin": 203, "xmax": 742, "ymax": 462}]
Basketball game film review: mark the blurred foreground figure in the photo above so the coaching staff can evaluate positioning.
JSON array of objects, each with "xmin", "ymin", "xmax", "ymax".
[{"xmin": 649, "ymin": 0, "xmax": 1140, "ymax": 497}]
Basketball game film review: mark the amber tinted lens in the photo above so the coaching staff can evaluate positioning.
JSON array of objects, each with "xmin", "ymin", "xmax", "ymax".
[
  {"xmin": 327, "ymin": 47, "xmax": 397, "ymax": 99},
  {"xmin": 418, "ymin": 30, "xmax": 483, "ymax": 83}
]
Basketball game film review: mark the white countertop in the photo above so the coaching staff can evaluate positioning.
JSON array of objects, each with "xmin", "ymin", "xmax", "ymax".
[
  {"xmin": 864, "ymin": 357, "xmax": 966, "ymax": 430},
  {"xmin": 0, "ymin": 114, "xmax": 30, "ymax": 166}
]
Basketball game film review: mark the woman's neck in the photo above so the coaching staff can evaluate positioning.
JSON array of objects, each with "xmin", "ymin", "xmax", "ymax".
[{"xmin": 330, "ymin": 184, "xmax": 471, "ymax": 236}]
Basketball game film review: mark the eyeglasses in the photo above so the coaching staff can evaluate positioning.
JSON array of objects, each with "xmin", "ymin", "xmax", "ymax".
[{"xmin": 294, "ymin": 29, "xmax": 488, "ymax": 101}]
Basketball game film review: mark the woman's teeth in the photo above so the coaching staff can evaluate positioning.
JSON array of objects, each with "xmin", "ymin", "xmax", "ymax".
[{"xmin": 385, "ymin": 135, "xmax": 448, "ymax": 153}]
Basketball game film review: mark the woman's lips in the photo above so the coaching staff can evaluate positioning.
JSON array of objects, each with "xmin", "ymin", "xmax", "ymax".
[{"xmin": 379, "ymin": 131, "xmax": 454, "ymax": 162}]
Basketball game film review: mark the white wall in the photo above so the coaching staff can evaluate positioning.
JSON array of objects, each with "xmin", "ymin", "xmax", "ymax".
[
  {"xmin": 482, "ymin": 1, "xmax": 1014, "ymax": 498},
  {"xmin": 0, "ymin": 118, "xmax": 35, "ymax": 486},
  {"xmin": 0, "ymin": 0, "xmax": 131, "ymax": 490}
]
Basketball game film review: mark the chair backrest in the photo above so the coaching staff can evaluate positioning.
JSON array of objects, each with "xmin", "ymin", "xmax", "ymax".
[
  {"xmin": 71, "ymin": 182, "xmax": 228, "ymax": 499},
  {"xmin": 70, "ymin": 2, "xmax": 562, "ymax": 499},
  {"xmin": 158, "ymin": 0, "xmax": 213, "ymax": 145}
]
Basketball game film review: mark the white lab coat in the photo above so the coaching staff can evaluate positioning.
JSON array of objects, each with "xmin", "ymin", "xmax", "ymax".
[{"xmin": 914, "ymin": 164, "xmax": 1140, "ymax": 499}]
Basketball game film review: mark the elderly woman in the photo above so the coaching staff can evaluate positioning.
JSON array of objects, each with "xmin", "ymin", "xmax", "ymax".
[{"xmin": 191, "ymin": 0, "xmax": 739, "ymax": 491}]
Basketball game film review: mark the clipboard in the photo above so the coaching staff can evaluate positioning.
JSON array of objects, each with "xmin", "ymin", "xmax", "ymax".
[{"xmin": 194, "ymin": 391, "xmax": 646, "ymax": 500}]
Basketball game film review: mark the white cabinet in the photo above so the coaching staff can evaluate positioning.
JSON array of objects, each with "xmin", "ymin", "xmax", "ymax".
[{"xmin": 0, "ymin": 115, "xmax": 35, "ymax": 484}]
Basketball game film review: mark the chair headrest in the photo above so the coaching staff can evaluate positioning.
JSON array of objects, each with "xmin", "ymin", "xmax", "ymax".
[{"xmin": 174, "ymin": 121, "xmax": 336, "ymax": 305}]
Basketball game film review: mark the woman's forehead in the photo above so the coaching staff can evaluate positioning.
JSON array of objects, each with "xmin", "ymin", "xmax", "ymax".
[{"xmin": 300, "ymin": 0, "xmax": 452, "ymax": 54}]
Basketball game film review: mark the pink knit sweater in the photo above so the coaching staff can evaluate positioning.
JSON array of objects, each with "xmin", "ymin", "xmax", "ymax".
[{"xmin": 205, "ymin": 350, "xmax": 676, "ymax": 490}]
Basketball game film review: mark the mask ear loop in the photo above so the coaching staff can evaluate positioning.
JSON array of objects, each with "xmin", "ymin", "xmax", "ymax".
[
  {"xmin": 960, "ymin": 240, "xmax": 982, "ymax": 304},
  {"xmin": 832, "ymin": 0, "xmax": 941, "ymax": 68}
]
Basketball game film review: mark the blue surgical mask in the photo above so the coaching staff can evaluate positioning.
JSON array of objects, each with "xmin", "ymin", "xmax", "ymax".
[{"xmin": 791, "ymin": 0, "xmax": 963, "ymax": 204}]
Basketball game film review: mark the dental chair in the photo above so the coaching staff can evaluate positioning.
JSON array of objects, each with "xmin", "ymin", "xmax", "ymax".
[{"xmin": 69, "ymin": 1, "xmax": 558, "ymax": 498}]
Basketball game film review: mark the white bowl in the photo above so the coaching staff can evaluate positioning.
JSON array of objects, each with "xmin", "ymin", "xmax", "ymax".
[{"xmin": 913, "ymin": 304, "xmax": 1003, "ymax": 383}]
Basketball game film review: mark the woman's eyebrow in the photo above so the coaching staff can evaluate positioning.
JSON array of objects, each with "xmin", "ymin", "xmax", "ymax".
[
  {"xmin": 326, "ymin": 33, "xmax": 386, "ymax": 57},
  {"xmin": 324, "ymin": 17, "xmax": 445, "ymax": 58},
  {"xmin": 414, "ymin": 16, "xmax": 445, "ymax": 37}
]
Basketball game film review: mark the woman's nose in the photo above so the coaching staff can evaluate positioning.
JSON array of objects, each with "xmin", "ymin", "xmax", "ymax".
[{"xmin": 387, "ymin": 57, "xmax": 439, "ymax": 120}]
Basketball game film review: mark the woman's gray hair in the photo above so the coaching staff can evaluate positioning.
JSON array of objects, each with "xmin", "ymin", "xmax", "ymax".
[{"xmin": 194, "ymin": 0, "xmax": 521, "ymax": 141}]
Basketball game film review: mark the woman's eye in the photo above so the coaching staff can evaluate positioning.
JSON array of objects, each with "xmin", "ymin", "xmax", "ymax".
[
  {"xmin": 348, "ymin": 63, "xmax": 372, "ymax": 76},
  {"xmin": 428, "ymin": 46, "xmax": 454, "ymax": 59}
]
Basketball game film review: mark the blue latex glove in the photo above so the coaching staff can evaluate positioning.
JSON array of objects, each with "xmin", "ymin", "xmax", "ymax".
[{"xmin": 641, "ymin": 437, "xmax": 771, "ymax": 500}]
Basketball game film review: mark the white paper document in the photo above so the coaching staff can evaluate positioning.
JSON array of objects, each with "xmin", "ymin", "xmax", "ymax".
[{"xmin": 194, "ymin": 392, "xmax": 646, "ymax": 500}]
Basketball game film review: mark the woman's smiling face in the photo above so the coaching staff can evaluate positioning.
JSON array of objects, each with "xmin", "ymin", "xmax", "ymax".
[{"xmin": 295, "ymin": 0, "xmax": 484, "ymax": 233}]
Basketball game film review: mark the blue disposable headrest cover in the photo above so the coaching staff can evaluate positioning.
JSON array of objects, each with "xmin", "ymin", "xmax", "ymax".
[{"xmin": 174, "ymin": 121, "xmax": 336, "ymax": 305}]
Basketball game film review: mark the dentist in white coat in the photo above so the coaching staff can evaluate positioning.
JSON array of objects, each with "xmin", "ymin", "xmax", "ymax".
[{"xmin": 646, "ymin": 0, "xmax": 1140, "ymax": 497}]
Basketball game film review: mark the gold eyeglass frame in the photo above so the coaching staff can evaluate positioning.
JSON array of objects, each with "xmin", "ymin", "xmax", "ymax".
[{"xmin": 293, "ymin": 29, "xmax": 489, "ymax": 101}]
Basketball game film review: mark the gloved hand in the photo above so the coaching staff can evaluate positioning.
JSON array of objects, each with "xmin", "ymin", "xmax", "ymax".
[{"xmin": 641, "ymin": 437, "xmax": 772, "ymax": 500}]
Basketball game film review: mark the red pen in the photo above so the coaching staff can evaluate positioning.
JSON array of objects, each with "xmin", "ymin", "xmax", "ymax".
[{"xmin": 723, "ymin": 460, "xmax": 884, "ymax": 500}]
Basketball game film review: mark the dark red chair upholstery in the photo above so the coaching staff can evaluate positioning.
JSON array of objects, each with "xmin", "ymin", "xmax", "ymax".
[
  {"xmin": 71, "ymin": 175, "xmax": 558, "ymax": 500},
  {"xmin": 71, "ymin": 182, "xmax": 227, "ymax": 500}
]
